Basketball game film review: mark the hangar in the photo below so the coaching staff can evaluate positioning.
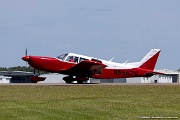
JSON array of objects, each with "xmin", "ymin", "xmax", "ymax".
[
  {"xmin": 0, "ymin": 69, "xmax": 179, "ymax": 84},
  {"xmin": 0, "ymin": 71, "xmax": 37, "ymax": 83},
  {"xmin": 38, "ymin": 69, "xmax": 180, "ymax": 84},
  {"xmin": 156, "ymin": 69, "xmax": 180, "ymax": 83}
]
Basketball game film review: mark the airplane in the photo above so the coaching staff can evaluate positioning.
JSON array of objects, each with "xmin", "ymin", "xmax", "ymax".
[{"xmin": 22, "ymin": 49, "xmax": 162, "ymax": 83}]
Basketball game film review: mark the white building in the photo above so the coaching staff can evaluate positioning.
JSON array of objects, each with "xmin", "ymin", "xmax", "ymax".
[
  {"xmin": 0, "ymin": 76, "xmax": 11, "ymax": 83},
  {"xmin": 126, "ymin": 75, "xmax": 172, "ymax": 83}
]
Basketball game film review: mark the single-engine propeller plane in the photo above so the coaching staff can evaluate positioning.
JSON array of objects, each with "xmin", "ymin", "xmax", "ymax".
[{"xmin": 22, "ymin": 49, "xmax": 162, "ymax": 83}]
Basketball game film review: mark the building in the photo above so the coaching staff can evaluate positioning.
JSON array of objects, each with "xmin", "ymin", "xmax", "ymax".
[
  {"xmin": 38, "ymin": 69, "xmax": 180, "ymax": 84},
  {"xmin": 0, "ymin": 71, "xmax": 37, "ymax": 83},
  {"xmin": 0, "ymin": 69, "xmax": 179, "ymax": 84},
  {"xmin": 126, "ymin": 74, "xmax": 172, "ymax": 83},
  {"xmin": 0, "ymin": 76, "xmax": 11, "ymax": 83},
  {"xmin": 156, "ymin": 69, "xmax": 180, "ymax": 83}
]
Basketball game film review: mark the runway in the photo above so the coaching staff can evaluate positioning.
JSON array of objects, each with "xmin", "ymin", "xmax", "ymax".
[{"xmin": 0, "ymin": 83, "xmax": 180, "ymax": 86}]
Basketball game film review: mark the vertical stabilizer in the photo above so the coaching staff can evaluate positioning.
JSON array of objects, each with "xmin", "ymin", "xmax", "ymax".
[{"xmin": 139, "ymin": 49, "xmax": 161, "ymax": 70}]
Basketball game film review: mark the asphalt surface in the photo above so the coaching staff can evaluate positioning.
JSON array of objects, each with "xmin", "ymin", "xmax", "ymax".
[{"xmin": 0, "ymin": 83, "xmax": 180, "ymax": 86}]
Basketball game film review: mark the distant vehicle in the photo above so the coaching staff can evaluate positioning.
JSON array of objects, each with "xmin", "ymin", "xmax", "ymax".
[{"xmin": 22, "ymin": 49, "xmax": 162, "ymax": 83}]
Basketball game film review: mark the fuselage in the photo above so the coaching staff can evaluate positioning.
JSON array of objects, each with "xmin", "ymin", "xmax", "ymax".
[{"xmin": 22, "ymin": 53, "xmax": 154, "ymax": 79}]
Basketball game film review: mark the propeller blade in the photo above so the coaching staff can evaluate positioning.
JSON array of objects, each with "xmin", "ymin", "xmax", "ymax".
[
  {"xmin": 25, "ymin": 47, "xmax": 27, "ymax": 56},
  {"xmin": 25, "ymin": 47, "xmax": 28, "ymax": 66}
]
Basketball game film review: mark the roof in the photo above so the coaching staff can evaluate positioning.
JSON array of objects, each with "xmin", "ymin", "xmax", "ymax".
[
  {"xmin": 156, "ymin": 69, "xmax": 180, "ymax": 75},
  {"xmin": 0, "ymin": 71, "xmax": 37, "ymax": 76}
]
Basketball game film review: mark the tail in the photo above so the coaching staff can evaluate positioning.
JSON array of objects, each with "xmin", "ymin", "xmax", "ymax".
[
  {"xmin": 125, "ymin": 49, "xmax": 161, "ymax": 70},
  {"xmin": 139, "ymin": 49, "xmax": 161, "ymax": 70}
]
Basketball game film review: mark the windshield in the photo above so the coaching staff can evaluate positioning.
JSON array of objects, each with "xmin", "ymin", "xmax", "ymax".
[{"xmin": 57, "ymin": 54, "xmax": 68, "ymax": 61}]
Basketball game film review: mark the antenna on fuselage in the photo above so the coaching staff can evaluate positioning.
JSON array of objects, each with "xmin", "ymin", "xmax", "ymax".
[
  {"xmin": 109, "ymin": 57, "xmax": 115, "ymax": 62},
  {"xmin": 124, "ymin": 60, "xmax": 129, "ymax": 65}
]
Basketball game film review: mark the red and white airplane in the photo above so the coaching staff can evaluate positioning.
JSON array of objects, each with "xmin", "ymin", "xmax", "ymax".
[{"xmin": 22, "ymin": 49, "xmax": 162, "ymax": 83}]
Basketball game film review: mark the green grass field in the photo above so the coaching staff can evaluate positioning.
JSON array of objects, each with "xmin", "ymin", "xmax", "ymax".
[{"xmin": 0, "ymin": 85, "xmax": 180, "ymax": 120}]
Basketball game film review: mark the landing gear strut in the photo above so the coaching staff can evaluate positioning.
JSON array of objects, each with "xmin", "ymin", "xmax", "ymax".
[{"xmin": 63, "ymin": 76, "xmax": 73, "ymax": 83}]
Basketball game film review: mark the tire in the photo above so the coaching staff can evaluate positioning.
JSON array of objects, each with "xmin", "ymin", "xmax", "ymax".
[
  {"xmin": 77, "ymin": 81, "xmax": 83, "ymax": 84},
  {"xmin": 65, "ymin": 80, "xmax": 72, "ymax": 83}
]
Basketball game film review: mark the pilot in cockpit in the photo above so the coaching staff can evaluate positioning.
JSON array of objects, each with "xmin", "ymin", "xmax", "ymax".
[{"xmin": 69, "ymin": 56, "xmax": 75, "ymax": 62}]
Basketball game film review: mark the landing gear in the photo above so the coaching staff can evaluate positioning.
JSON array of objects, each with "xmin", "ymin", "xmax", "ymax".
[
  {"xmin": 63, "ymin": 76, "xmax": 89, "ymax": 84},
  {"xmin": 65, "ymin": 79, "xmax": 73, "ymax": 83},
  {"xmin": 33, "ymin": 69, "xmax": 40, "ymax": 76},
  {"xmin": 30, "ymin": 69, "xmax": 45, "ymax": 83},
  {"xmin": 77, "ymin": 81, "xmax": 83, "ymax": 84},
  {"xmin": 63, "ymin": 76, "xmax": 73, "ymax": 83},
  {"xmin": 76, "ymin": 77, "xmax": 89, "ymax": 84}
]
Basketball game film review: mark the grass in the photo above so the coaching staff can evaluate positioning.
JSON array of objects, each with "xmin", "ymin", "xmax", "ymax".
[{"xmin": 0, "ymin": 85, "xmax": 180, "ymax": 120}]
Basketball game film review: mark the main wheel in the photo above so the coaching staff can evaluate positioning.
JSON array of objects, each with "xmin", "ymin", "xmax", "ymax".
[
  {"xmin": 77, "ymin": 81, "xmax": 84, "ymax": 84},
  {"xmin": 65, "ymin": 79, "xmax": 72, "ymax": 83},
  {"xmin": 63, "ymin": 76, "xmax": 73, "ymax": 83}
]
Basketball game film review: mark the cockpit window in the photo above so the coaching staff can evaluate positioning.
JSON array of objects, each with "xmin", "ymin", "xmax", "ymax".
[
  {"xmin": 66, "ymin": 56, "xmax": 73, "ymax": 62},
  {"xmin": 57, "ymin": 54, "xmax": 68, "ymax": 61},
  {"xmin": 65, "ymin": 56, "xmax": 79, "ymax": 63}
]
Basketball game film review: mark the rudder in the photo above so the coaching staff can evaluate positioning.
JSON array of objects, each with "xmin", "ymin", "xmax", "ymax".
[{"xmin": 139, "ymin": 49, "xmax": 161, "ymax": 70}]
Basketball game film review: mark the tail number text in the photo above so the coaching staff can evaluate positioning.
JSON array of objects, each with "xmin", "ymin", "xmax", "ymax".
[{"xmin": 114, "ymin": 70, "xmax": 138, "ymax": 77}]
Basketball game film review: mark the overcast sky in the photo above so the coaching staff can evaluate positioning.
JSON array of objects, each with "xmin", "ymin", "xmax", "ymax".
[{"xmin": 0, "ymin": 0, "xmax": 179, "ymax": 70}]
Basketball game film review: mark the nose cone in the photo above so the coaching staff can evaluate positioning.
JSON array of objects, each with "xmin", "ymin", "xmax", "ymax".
[{"xmin": 22, "ymin": 56, "xmax": 30, "ymax": 61}]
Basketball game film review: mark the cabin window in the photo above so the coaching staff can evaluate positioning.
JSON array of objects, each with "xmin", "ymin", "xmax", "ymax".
[
  {"xmin": 74, "ymin": 56, "xmax": 79, "ymax": 63},
  {"xmin": 91, "ymin": 58, "xmax": 102, "ymax": 63},
  {"xmin": 57, "ymin": 54, "xmax": 68, "ymax": 61},
  {"xmin": 79, "ymin": 57, "xmax": 88, "ymax": 62}
]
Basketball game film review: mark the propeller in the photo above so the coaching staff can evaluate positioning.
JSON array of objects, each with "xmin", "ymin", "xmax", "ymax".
[
  {"xmin": 22, "ymin": 47, "xmax": 40, "ymax": 76},
  {"xmin": 25, "ymin": 47, "xmax": 28, "ymax": 66},
  {"xmin": 22, "ymin": 48, "xmax": 30, "ymax": 66},
  {"xmin": 22, "ymin": 48, "xmax": 40, "ymax": 77}
]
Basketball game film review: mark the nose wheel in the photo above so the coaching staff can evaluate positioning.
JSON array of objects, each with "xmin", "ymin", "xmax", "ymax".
[{"xmin": 33, "ymin": 69, "xmax": 40, "ymax": 76}]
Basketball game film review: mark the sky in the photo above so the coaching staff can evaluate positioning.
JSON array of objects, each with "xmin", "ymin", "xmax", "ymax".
[{"xmin": 0, "ymin": 0, "xmax": 179, "ymax": 70}]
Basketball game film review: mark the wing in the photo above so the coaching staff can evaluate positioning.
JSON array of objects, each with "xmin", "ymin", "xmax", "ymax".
[{"xmin": 60, "ymin": 60, "xmax": 107, "ymax": 77}]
